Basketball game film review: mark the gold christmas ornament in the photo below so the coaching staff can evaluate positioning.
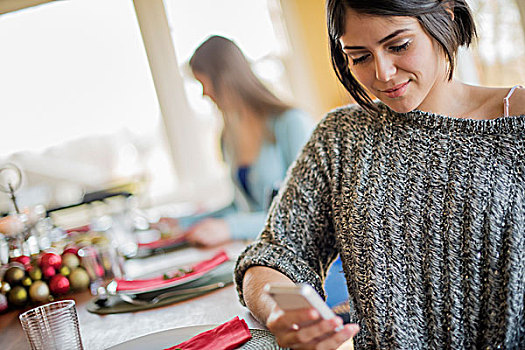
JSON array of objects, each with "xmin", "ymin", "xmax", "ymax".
[
  {"xmin": 61, "ymin": 253, "xmax": 80, "ymax": 269},
  {"xmin": 4, "ymin": 266, "xmax": 25, "ymax": 285},
  {"xmin": 69, "ymin": 267, "xmax": 90, "ymax": 291},
  {"xmin": 29, "ymin": 280, "xmax": 50, "ymax": 302}
]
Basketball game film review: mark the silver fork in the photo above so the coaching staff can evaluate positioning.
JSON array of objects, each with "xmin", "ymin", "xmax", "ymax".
[{"xmin": 119, "ymin": 282, "xmax": 227, "ymax": 306}]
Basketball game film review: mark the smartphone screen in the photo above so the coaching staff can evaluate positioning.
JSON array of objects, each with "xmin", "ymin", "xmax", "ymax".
[{"xmin": 264, "ymin": 283, "xmax": 336, "ymax": 319}]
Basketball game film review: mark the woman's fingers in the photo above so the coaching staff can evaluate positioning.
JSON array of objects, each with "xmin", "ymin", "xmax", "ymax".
[
  {"xmin": 313, "ymin": 324, "xmax": 360, "ymax": 350},
  {"xmin": 279, "ymin": 317, "xmax": 342, "ymax": 348},
  {"xmin": 294, "ymin": 317, "xmax": 343, "ymax": 344},
  {"xmin": 268, "ymin": 308, "xmax": 319, "ymax": 333},
  {"xmin": 184, "ymin": 219, "xmax": 231, "ymax": 246},
  {"xmin": 185, "ymin": 226, "xmax": 210, "ymax": 246},
  {"xmin": 269, "ymin": 308, "xmax": 359, "ymax": 349}
]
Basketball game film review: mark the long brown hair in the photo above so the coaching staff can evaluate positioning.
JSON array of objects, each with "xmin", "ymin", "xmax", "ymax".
[{"xmin": 189, "ymin": 35, "xmax": 290, "ymax": 117}]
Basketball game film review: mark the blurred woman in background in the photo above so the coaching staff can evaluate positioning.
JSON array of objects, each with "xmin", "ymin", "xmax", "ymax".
[{"xmin": 179, "ymin": 35, "xmax": 313, "ymax": 247}]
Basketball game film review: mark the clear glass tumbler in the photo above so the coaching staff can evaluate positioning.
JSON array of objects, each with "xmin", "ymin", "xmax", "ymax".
[{"xmin": 19, "ymin": 300, "xmax": 84, "ymax": 350}]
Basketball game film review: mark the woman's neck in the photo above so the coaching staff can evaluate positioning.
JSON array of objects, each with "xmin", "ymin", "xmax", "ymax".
[
  {"xmin": 417, "ymin": 79, "xmax": 470, "ymax": 118},
  {"xmin": 416, "ymin": 79, "xmax": 510, "ymax": 120},
  {"xmin": 417, "ymin": 79, "xmax": 508, "ymax": 120}
]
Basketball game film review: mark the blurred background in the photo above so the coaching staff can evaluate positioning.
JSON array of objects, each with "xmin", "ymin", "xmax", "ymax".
[{"xmin": 0, "ymin": 0, "xmax": 523, "ymax": 216}]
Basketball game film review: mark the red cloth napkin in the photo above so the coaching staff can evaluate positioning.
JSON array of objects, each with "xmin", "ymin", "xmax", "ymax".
[
  {"xmin": 137, "ymin": 235, "xmax": 186, "ymax": 250},
  {"xmin": 164, "ymin": 317, "xmax": 252, "ymax": 350},
  {"xmin": 115, "ymin": 251, "xmax": 229, "ymax": 292}
]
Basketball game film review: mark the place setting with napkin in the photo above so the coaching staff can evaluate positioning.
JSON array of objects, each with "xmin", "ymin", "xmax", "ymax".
[{"xmin": 87, "ymin": 250, "xmax": 234, "ymax": 314}]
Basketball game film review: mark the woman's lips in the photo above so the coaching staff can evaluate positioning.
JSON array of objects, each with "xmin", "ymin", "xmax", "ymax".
[{"xmin": 381, "ymin": 81, "xmax": 410, "ymax": 98}]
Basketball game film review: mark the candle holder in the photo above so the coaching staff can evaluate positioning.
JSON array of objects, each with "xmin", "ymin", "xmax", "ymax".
[
  {"xmin": 0, "ymin": 163, "xmax": 29, "ymax": 258},
  {"xmin": 0, "ymin": 163, "xmax": 23, "ymax": 215}
]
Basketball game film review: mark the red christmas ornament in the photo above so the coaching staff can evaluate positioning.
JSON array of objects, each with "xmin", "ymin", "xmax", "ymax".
[
  {"xmin": 0, "ymin": 294, "xmax": 7, "ymax": 313},
  {"xmin": 49, "ymin": 274, "xmax": 70, "ymax": 295},
  {"xmin": 40, "ymin": 253, "xmax": 62, "ymax": 270},
  {"xmin": 12, "ymin": 255, "xmax": 31, "ymax": 266},
  {"xmin": 42, "ymin": 265, "xmax": 56, "ymax": 279},
  {"xmin": 62, "ymin": 246, "xmax": 79, "ymax": 256}
]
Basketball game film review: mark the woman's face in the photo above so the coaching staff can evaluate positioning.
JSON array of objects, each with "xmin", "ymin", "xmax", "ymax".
[
  {"xmin": 193, "ymin": 70, "xmax": 217, "ymax": 104},
  {"xmin": 339, "ymin": 9, "xmax": 448, "ymax": 113}
]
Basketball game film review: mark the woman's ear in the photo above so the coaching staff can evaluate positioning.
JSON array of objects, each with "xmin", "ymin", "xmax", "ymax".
[
  {"xmin": 444, "ymin": 1, "xmax": 455, "ymax": 21},
  {"xmin": 446, "ymin": 7, "xmax": 455, "ymax": 21}
]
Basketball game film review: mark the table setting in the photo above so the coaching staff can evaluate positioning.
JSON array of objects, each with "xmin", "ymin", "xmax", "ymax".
[
  {"xmin": 0, "ymin": 164, "xmax": 291, "ymax": 349},
  {"xmin": 87, "ymin": 251, "xmax": 235, "ymax": 314},
  {"xmin": 0, "ymin": 223, "xmax": 285, "ymax": 350},
  {"xmin": 1, "ymin": 240, "xmax": 285, "ymax": 349}
]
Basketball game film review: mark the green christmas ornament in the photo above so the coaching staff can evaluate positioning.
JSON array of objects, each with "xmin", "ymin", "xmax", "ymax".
[
  {"xmin": 28, "ymin": 267, "xmax": 42, "ymax": 281},
  {"xmin": 8, "ymin": 286, "xmax": 28, "ymax": 306},
  {"xmin": 21, "ymin": 276, "xmax": 32, "ymax": 288},
  {"xmin": 4, "ymin": 266, "xmax": 25, "ymax": 285},
  {"xmin": 29, "ymin": 281, "xmax": 50, "ymax": 302},
  {"xmin": 59, "ymin": 266, "xmax": 71, "ymax": 277},
  {"xmin": 69, "ymin": 267, "xmax": 90, "ymax": 291}
]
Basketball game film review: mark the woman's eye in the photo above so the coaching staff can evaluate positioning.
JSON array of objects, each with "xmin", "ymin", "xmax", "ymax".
[
  {"xmin": 390, "ymin": 41, "xmax": 411, "ymax": 53},
  {"xmin": 351, "ymin": 54, "xmax": 370, "ymax": 65}
]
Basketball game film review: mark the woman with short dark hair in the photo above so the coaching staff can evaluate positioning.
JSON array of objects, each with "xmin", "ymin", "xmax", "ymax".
[{"xmin": 235, "ymin": 1, "xmax": 525, "ymax": 348}]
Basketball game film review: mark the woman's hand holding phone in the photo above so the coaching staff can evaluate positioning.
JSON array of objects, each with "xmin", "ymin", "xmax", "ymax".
[{"xmin": 264, "ymin": 283, "xmax": 359, "ymax": 349}]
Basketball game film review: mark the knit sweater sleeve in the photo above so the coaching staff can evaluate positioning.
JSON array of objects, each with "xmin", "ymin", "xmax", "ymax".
[{"xmin": 234, "ymin": 114, "xmax": 343, "ymax": 304}]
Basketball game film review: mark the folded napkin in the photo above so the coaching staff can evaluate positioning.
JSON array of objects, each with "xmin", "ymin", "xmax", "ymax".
[
  {"xmin": 115, "ymin": 251, "xmax": 229, "ymax": 292},
  {"xmin": 137, "ymin": 235, "xmax": 186, "ymax": 250},
  {"xmin": 86, "ymin": 261, "xmax": 234, "ymax": 315},
  {"xmin": 164, "ymin": 317, "xmax": 252, "ymax": 350}
]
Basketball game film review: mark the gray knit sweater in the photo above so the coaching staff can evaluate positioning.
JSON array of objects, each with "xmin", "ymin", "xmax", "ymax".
[{"xmin": 234, "ymin": 102, "xmax": 525, "ymax": 349}]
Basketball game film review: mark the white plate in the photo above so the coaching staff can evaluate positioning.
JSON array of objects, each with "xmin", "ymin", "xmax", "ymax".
[
  {"xmin": 106, "ymin": 324, "xmax": 284, "ymax": 350},
  {"xmin": 106, "ymin": 324, "xmax": 216, "ymax": 350}
]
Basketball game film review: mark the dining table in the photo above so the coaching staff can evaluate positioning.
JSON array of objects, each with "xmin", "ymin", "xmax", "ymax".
[{"xmin": 0, "ymin": 241, "xmax": 265, "ymax": 350}]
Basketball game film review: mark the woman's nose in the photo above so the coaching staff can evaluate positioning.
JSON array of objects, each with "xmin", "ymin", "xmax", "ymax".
[{"xmin": 374, "ymin": 55, "xmax": 397, "ymax": 82}]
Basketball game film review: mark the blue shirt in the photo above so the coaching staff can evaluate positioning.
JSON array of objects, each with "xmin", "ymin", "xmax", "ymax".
[
  {"xmin": 225, "ymin": 108, "xmax": 314, "ymax": 240},
  {"xmin": 179, "ymin": 108, "xmax": 314, "ymax": 240}
]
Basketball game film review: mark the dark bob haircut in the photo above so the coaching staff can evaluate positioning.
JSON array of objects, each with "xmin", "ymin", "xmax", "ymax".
[{"xmin": 326, "ymin": 0, "xmax": 477, "ymax": 114}]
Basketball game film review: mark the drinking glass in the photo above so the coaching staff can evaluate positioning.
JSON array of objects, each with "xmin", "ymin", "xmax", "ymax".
[{"xmin": 19, "ymin": 300, "xmax": 83, "ymax": 350}]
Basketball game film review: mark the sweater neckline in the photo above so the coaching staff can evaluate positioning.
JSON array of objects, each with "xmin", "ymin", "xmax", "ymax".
[{"xmin": 379, "ymin": 102, "xmax": 525, "ymax": 134}]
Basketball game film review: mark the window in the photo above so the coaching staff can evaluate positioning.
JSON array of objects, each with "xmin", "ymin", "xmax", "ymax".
[
  {"xmin": 459, "ymin": 0, "xmax": 525, "ymax": 85},
  {"xmin": 164, "ymin": 0, "xmax": 290, "ymax": 118},
  {"xmin": 0, "ymin": 0, "xmax": 290, "ymax": 214},
  {"xmin": 0, "ymin": 0, "xmax": 173, "ymax": 212}
]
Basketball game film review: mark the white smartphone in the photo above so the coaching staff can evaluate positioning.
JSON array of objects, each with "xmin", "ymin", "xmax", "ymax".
[{"xmin": 264, "ymin": 283, "xmax": 336, "ymax": 320}]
